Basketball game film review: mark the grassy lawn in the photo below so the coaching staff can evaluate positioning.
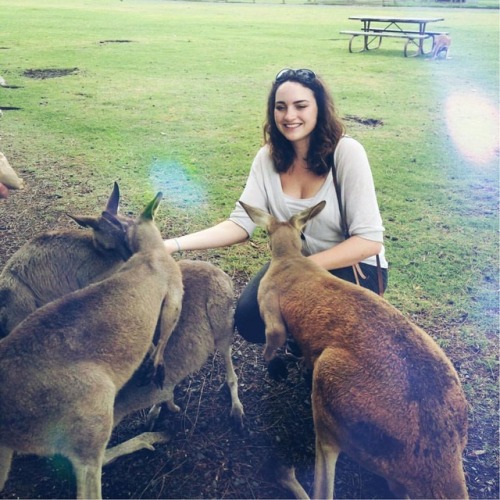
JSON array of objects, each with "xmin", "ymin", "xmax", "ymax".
[{"xmin": 0, "ymin": 0, "xmax": 498, "ymax": 498}]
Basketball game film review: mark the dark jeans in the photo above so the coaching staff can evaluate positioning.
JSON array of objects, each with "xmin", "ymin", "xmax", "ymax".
[{"xmin": 235, "ymin": 262, "xmax": 388, "ymax": 344}]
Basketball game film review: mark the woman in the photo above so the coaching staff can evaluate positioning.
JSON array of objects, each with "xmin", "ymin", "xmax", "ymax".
[{"xmin": 164, "ymin": 68, "xmax": 388, "ymax": 343}]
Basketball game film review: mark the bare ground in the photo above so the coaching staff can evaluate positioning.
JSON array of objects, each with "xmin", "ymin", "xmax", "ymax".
[{"xmin": 0, "ymin": 168, "xmax": 498, "ymax": 499}]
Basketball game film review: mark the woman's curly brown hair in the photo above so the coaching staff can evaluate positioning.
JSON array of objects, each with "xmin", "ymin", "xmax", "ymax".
[{"xmin": 263, "ymin": 73, "xmax": 345, "ymax": 175}]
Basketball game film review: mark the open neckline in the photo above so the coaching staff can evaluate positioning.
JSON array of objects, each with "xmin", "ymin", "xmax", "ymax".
[{"xmin": 279, "ymin": 170, "xmax": 332, "ymax": 201}]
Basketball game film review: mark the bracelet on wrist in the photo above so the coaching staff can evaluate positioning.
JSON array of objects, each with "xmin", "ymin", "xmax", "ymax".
[{"xmin": 173, "ymin": 238, "xmax": 182, "ymax": 252}]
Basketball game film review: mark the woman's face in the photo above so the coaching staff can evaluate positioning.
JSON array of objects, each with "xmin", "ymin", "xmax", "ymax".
[{"xmin": 274, "ymin": 81, "xmax": 318, "ymax": 150}]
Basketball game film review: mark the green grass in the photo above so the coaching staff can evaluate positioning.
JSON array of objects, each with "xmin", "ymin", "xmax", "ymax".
[
  {"xmin": 2, "ymin": 5, "xmax": 497, "ymax": 284},
  {"xmin": 1, "ymin": 0, "xmax": 498, "ymax": 419},
  {"xmin": 2, "ymin": 1, "xmax": 498, "ymax": 316}
]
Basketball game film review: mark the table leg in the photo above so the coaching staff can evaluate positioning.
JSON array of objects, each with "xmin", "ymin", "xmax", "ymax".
[
  {"xmin": 418, "ymin": 22, "xmax": 427, "ymax": 55},
  {"xmin": 404, "ymin": 38, "xmax": 423, "ymax": 57},
  {"xmin": 348, "ymin": 34, "xmax": 382, "ymax": 53}
]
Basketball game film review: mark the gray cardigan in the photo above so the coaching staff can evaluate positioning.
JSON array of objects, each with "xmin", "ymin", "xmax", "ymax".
[{"xmin": 229, "ymin": 136, "xmax": 387, "ymax": 268}]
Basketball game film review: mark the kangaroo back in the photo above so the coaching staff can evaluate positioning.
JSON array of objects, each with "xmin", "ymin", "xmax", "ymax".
[{"xmin": 0, "ymin": 182, "xmax": 130, "ymax": 338}]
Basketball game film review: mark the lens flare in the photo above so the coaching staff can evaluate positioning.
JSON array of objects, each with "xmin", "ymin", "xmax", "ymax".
[
  {"xmin": 149, "ymin": 159, "xmax": 207, "ymax": 208},
  {"xmin": 445, "ymin": 91, "xmax": 499, "ymax": 165}
]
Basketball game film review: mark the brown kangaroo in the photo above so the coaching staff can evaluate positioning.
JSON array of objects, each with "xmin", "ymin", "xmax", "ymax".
[{"xmin": 240, "ymin": 200, "xmax": 468, "ymax": 500}]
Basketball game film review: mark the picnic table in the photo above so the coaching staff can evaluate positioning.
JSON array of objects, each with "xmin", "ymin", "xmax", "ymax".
[{"xmin": 340, "ymin": 16, "xmax": 448, "ymax": 57}]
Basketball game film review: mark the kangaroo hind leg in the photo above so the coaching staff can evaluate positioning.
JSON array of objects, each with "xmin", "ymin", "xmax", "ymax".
[
  {"xmin": 66, "ymin": 371, "xmax": 115, "ymax": 499},
  {"xmin": 103, "ymin": 432, "xmax": 170, "ymax": 466},
  {"xmin": 0, "ymin": 446, "xmax": 14, "ymax": 492},
  {"xmin": 311, "ymin": 351, "xmax": 343, "ymax": 499},
  {"xmin": 217, "ymin": 338, "xmax": 244, "ymax": 429},
  {"xmin": 312, "ymin": 433, "xmax": 340, "ymax": 500}
]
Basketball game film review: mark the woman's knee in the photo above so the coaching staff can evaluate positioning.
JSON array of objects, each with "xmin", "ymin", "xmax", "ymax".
[{"xmin": 234, "ymin": 263, "xmax": 269, "ymax": 344}]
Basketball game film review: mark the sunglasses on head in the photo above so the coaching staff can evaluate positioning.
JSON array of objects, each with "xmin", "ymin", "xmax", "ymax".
[{"xmin": 275, "ymin": 68, "xmax": 316, "ymax": 84}]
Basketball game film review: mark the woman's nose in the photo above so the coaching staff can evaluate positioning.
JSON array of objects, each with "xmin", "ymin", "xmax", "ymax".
[{"xmin": 284, "ymin": 108, "xmax": 296, "ymax": 121}]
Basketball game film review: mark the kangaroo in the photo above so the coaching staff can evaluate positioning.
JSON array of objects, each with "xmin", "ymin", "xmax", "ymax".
[
  {"xmin": 240, "ymin": 200, "xmax": 468, "ymax": 500},
  {"xmin": 0, "ymin": 193, "xmax": 183, "ymax": 499},
  {"xmin": 431, "ymin": 34, "xmax": 451, "ymax": 60},
  {"xmin": 114, "ymin": 258, "xmax": 244, "ymax": 431}
]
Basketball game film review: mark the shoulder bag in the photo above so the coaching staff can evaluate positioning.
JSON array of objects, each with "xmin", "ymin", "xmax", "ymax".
[{"xmin": 331, "ymin": 155, "xmax": 384, "ymax": 297}]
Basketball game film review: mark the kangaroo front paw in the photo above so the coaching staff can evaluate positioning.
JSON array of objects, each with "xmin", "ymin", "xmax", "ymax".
[
  {"xmin": 153, "ymin": 363, "xmax": 165, "ymax": 389},
  {"xmin": 135, "ymin": 357, "xmax": 155, "ymax": 386},
  {"xmin": 166, "ymin": 400, "xmax": 181, "ymax": 413}
]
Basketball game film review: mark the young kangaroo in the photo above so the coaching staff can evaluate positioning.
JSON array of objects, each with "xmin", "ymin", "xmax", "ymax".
[
  {"xmin": 0, "ymin": 193, "xmax": 183, "ymax": 499},
  {"xmin": 430, "ymin": 34, "xmax": 451, "ymax": 60},
  {"xmin": 240, "ymin": 201, "xmax": 468, "ymax": 500},
  {"xmin": 0, "ymin": 182, "xmax": 130, "ymax": 338}
]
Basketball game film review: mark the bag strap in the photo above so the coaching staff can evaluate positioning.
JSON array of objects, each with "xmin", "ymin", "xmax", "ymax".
[
  {"xmin": 331, "ymin": 158, "xmax": 350, "ymax": 241},
  {"xmin": 331, "ymin": 153, "xmax": 384, "ymax": 297},
  {"xmin": 376, "ymin": 254, "xmax": 384, "ymax": 297}
]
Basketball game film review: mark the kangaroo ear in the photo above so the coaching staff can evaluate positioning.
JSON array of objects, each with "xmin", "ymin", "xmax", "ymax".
[
  {"xmin": 97, "ymin": 211, "xmax": 132, "ymax": 259},
  {"xmin": 239, "ymin": 201, "xmax": 273, "ymax": 229},
  {"xmin": 292, "ymin": 200, "xmax": 326, "ymax": 231},
  {"xmin": 68, "ymin": 182, "xmax": 121, "ymax": 227},
  {"xmin": 67, "ymin": 213, "xmax": 100, "ymax": 229},
  {"xmin": 101, "ymin": 210, "xmax": 126, "ymax": 231},
  {"xmin": 141, "ymin": 192, "xmax": 163, "ymax": 221},
  {"xmin": 105, "ymin": 182, "xmax": 120, "ymax": 215}
]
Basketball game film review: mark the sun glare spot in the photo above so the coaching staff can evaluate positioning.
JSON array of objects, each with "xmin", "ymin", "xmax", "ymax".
[
  {"xmin": 149, "ymin": 159, "xmax": 207, "ymax": 208},
  {"xmin": 445, "ymin": 91, "xmax": 499, "ymax": 165}
]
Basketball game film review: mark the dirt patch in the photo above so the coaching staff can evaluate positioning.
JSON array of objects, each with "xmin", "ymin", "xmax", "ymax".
[
  {"xmin": 23, "ymin": 68, "xmax": 79, "ymax": 79},
  {"xmin": 343, "ymin": 115, "xmax": 384, "ymax": 127},
  {"xmin": 99, "ymin": 40, "xmax": 134, "ymax": 44}
]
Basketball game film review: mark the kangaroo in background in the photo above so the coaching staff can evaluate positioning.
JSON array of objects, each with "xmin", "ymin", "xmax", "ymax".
[
  {"xmin": 114, "ymin": 258, "xmax": 244, "ymax": 432},
  {"xmin": 0, "ymin": 193, "xmax": 183, "ymax": 499},
  {"xmin": 241, "ymin": 200, "xmax": 468, "ymax": 500},
  {"xmin": 431, "ymin": 34, "xmax": 451, "ymax": 60}
]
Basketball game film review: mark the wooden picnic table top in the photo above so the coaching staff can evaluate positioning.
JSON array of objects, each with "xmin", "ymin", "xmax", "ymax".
[{"xmin": 348, "ymin": 15, "xmax": 445, "ymax": 23}]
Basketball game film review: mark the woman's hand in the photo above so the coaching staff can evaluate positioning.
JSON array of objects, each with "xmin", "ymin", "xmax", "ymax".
[
  {"xmin": 163, "ymin": 221, "xmax": 249, "ymax": 254},
  {"xmin": 0, "ymin": 183, "xmax": 9, "ymax": 199},
  {"xmin": 163, "ymin": 239, "xmax": 178, "ymax": 254}
]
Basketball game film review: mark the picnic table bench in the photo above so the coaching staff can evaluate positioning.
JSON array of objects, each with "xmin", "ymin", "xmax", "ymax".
[{"xmin": 340, "ymin": 16, "xmax": 448, "ymax": 57}]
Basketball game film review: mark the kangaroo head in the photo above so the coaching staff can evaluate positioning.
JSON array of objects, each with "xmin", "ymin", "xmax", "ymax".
[
  {"xmin": 67, "ymin": 182, "xmax": 133, "ymax": 259},
  {"xmin": 121, "ymin": 192, "xmax": 164, "ymax": 254},
  {"xmin": 239, "ymin": 200, "xmax": 326, "ymax": 256}
]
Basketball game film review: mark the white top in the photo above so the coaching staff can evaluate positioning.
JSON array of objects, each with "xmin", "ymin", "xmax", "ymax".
[{"xmin": 229, "ymin": 136, "xmax": 387, "ymax": 268}]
